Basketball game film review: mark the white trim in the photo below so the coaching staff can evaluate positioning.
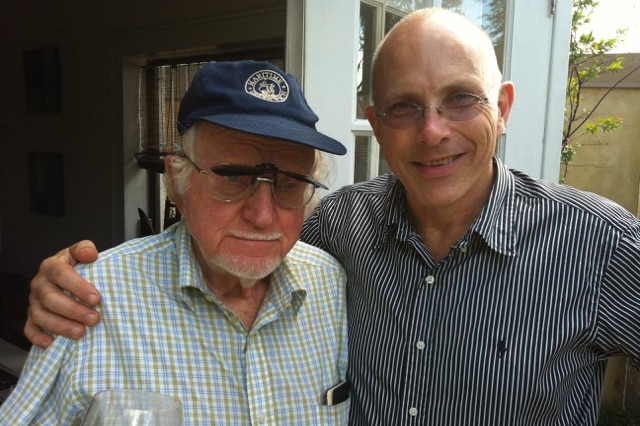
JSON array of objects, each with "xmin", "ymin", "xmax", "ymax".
[
  {"xmin": 541, "ymin": 2, "xmax": 572, "ymax": 182},
  {"xmin": 302, "ymin": 0, "xmax": 361, "ymax": 190},
  {"xmin": 500, "ymin": 0, "xmax": 571, "ymax": 181},
  {"xmin": 285, "ymin": 0, "xmax": 304, "ymax": 79}
]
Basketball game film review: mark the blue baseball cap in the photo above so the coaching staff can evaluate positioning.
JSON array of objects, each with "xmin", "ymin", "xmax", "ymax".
[{"xmin": 177, "ymin": 60, "xmax": 346, "ymax": 155}]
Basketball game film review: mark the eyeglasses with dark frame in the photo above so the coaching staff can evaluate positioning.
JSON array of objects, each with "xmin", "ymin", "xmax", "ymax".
[
  {"xmin": 182, "ymin": 156, "xmax": 328, "ymax": 209},
  {"xmin": 375, "ymin": 92, "xmax": 490, "ymax": 129}
]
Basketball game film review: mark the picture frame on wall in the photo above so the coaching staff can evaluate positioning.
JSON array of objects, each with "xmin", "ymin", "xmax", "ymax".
[{"xmin": 23, "ymin": 47, "xmax": 62, "ymax": 113}]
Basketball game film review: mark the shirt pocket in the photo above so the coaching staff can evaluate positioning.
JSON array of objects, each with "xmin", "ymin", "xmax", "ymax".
[{"xmin": 316, "ymin": 397, "xmax": 350, "ymax": 425}]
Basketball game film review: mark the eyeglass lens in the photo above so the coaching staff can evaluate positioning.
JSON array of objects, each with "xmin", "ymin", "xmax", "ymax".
[
  {"xmin": 207, "ymin": 164, "xmax": 317, "ymax": 209},
  {"xmin": 377, "ymin": 93, "xmax": 488, "ymax": 129}
]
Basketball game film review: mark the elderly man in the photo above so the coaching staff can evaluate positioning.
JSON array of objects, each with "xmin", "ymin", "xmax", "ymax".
[
  {"xmin": 22, "ymin": 8, "xmax": 640, "ymax": 426},
  {"xmin": 0, "ymin": 60, "xmax": 349, "ymax": 425}
]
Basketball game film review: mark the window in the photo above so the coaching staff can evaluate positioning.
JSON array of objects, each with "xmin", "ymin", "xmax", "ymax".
[
  {"xmin": 138, "ymin": 62, "xmax": 207, "ymax": 160},
  {"xmin": 355, "ymin": 2, "xmax": 411, "ymax": 182}
]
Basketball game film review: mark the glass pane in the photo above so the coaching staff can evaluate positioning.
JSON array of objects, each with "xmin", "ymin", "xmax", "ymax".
[
  {"xmin": 354, "ymin": 136, "xmax": 372, "ymax": 183},
  {"xmin": 357, "ymin": 3, "xmax": 377, "ymax": 120},
  {"xmin": 356, "ymin": 4, "xmax": 411, "ymax": 120},
  {"xmin": 354, "ymin": 135, "xmax": 392, "ymax": 183},
  {"xmin": 383, "ymin": 0, "xmax": 427, "ymax": 14},
  {"xmin": 384, "ymin": 11, "xmax": 403, "ymax": 34}
]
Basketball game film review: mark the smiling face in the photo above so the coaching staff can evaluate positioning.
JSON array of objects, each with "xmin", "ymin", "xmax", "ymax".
[
  {"xmin": 171, "ymin": 122, "xmax": 316, "ymax": 285},
  {"xmin": 366, "ymin": 10, "xmax": 514, "ymax": 218}
]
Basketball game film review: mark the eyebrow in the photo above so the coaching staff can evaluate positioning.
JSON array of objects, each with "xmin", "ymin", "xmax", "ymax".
[{"xmin": 381, "ymin": 82, "xmax": 485, "ymax": 104}]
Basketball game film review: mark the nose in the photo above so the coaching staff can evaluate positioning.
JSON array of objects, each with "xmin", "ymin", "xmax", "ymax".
[
  {"xmin": 418, "ymin": 106, "xmax": 451, "ymax": 145},
  {"xmin": 242, "ymin": 179, "xmax": 277, "ymax": 227},
  {"xmin": 419, "ymin": 105, "xmax": 447, "ymax": 121}
]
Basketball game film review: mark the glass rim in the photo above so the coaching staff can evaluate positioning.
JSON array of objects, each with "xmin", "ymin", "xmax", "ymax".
[
  {"xmin": 181, "ymin": 157, "xmax": 326, "ymax": 209},
  {"xmin": 374, "ymin": 93, "xmax": 489, "ymax": 129}
]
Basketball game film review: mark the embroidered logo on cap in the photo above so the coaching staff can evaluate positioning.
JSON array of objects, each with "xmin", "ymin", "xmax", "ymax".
[{"xmin": 245, "ymin": 70, "xmax": 289, "ymax": 103}]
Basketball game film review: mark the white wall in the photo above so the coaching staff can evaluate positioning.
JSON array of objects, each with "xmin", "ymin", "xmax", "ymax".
[{"xmin": 502, "ymin": 0, "xmax": 572, "ymax": 182}]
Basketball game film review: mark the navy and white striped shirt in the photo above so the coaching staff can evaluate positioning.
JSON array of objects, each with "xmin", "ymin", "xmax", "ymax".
[{"xmin": 301, "ymin": 157, "xmax": 640, "ymax": 425}]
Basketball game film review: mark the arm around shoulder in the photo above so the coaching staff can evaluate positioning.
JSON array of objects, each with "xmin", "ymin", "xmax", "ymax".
[{"xmin": 25, "ymin": 241, "xmax": 102, "ymax": 347}]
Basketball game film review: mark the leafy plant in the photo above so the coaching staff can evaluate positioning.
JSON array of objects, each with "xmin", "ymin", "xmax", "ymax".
[{"xmin": 561, "ymin": 0, "xmax": 637, "ymax": 182}]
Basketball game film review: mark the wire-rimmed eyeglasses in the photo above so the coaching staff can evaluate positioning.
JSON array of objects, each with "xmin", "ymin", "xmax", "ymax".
[
  {"xmin": 375, "ymin": 92, "xmax": 490, "ymax": 129},
  {"xmin": 183, "ymin": 156, "xmax": 327, "ymax": 209}
]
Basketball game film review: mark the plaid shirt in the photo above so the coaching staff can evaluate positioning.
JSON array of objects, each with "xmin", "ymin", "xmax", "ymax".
[{"xmin": 0, "ymin": 222, "xmax": 349, "ymax": 425}]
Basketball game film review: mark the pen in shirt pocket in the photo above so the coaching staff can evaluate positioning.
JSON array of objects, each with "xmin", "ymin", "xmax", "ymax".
[{"xmin": 323, "ymin": 381, "xmax": 349, "ymax": 406}]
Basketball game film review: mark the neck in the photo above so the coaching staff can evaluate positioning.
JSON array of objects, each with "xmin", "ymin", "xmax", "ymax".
[
  {"xmin": 407, "ymin": 169, "xmax": 495, "ymax": 262},
  {"xmin": 410, "ymin": 203, "xmax": 481, "ymax": 262},
  {"xmin": 203, "ymin": 273, "xmax": 270, "ymax": 331}
]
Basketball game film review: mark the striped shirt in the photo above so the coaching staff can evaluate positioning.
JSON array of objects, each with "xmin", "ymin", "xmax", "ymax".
[
  {"xmin": 0, "ymin": 222, "xmax": 349, "ymax": 425},
  {"xmin": 301, "ymin": 157, "xmax": 640, "ymax": 426}
]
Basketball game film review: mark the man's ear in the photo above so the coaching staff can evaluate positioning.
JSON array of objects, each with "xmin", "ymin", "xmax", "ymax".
[
  {"xmin": 164, "ymin": 155, "xmax": 175, "ymax": 176},
  {"xmin": 365, "ymin": 105, "xmax": 382, "ymax": 143},
  {"xmin": 163, "ymin": 155, "xmax": 185, "ymax": 213},
  {"xmin": 496, "ymin": 82, "xmax": 515, "ymax": 137}
]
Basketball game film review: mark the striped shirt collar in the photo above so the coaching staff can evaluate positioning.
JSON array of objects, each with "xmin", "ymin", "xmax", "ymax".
[{"xmin": 380, "ymin": 156, "xmax": 518, "ymax": 258}]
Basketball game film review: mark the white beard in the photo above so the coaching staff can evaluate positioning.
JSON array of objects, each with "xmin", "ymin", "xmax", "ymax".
[{"xmin": 205, "ymin": 252, "xmax": 283, "ymax": 288}]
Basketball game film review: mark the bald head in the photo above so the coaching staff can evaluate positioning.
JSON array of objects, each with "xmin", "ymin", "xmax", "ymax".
[{"xmin": 371, "ymin": 8, "xmax": 502, "ymax": 104}]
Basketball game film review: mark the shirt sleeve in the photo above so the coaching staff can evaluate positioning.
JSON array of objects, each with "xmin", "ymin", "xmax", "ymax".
[
  {"xmin": 597, "ymin": 219, "xmax": 640, "ymax": 370},
  {"xmin": 0, "ymin": 336, "xmax": 84, "ymax": 424}
]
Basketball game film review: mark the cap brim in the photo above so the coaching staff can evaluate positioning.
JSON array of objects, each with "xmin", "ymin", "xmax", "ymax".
[{"xmin": 195, "ymin": 114, "xmax": 347, "ymax": 155}]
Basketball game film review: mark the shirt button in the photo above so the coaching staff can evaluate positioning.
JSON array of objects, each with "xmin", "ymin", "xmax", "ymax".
[
  {"xmin": 416, "ymin": 341, "xmax": 426, "ymax": 350},
  {"xmin": 409, "ymin": 407, "xmax": 419, "ymax": 416},
  {"xmin": 425, "ymin": 275, "xmax": 435, "ymax": 285},
  {"xmin": 460, "ymin": 246, "xmax": 468, "ymax": 253}
]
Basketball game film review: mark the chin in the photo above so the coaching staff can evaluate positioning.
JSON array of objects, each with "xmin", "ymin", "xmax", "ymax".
[{"xmin": 213, "ymin": 254, "xmax": 283, "ymax": 282}]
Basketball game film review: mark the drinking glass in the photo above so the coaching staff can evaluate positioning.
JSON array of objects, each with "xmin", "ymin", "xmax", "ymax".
[{"xmin": 81, "ymin": 389, "xmax": 183, "ymax": 426}]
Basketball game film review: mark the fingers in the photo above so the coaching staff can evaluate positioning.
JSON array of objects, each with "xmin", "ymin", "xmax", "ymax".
[
  {"xmin": 31, "ymin": 273, "xmax": 100, "ymax": 323},
  {"xmin": 24, "ymin": 312, "xmax": 55, "ymax": 349},
  {"xmin": 25, "ymin": 242, "xmax": 102, "ymax": 346},
  {"xmin": 26, "ymin": 298, "xmax": 89, "ymax": 343},
  {"xmin": 26, "ymin": 274, "xmax": 101, "ymax": 345},
  {"xmin": 67, "ymin": 240, "xmax": 99, "ymax": 265},
  {"xmin": 39, "ymin": 245, "xmax": 101, "ymax": 307}
]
